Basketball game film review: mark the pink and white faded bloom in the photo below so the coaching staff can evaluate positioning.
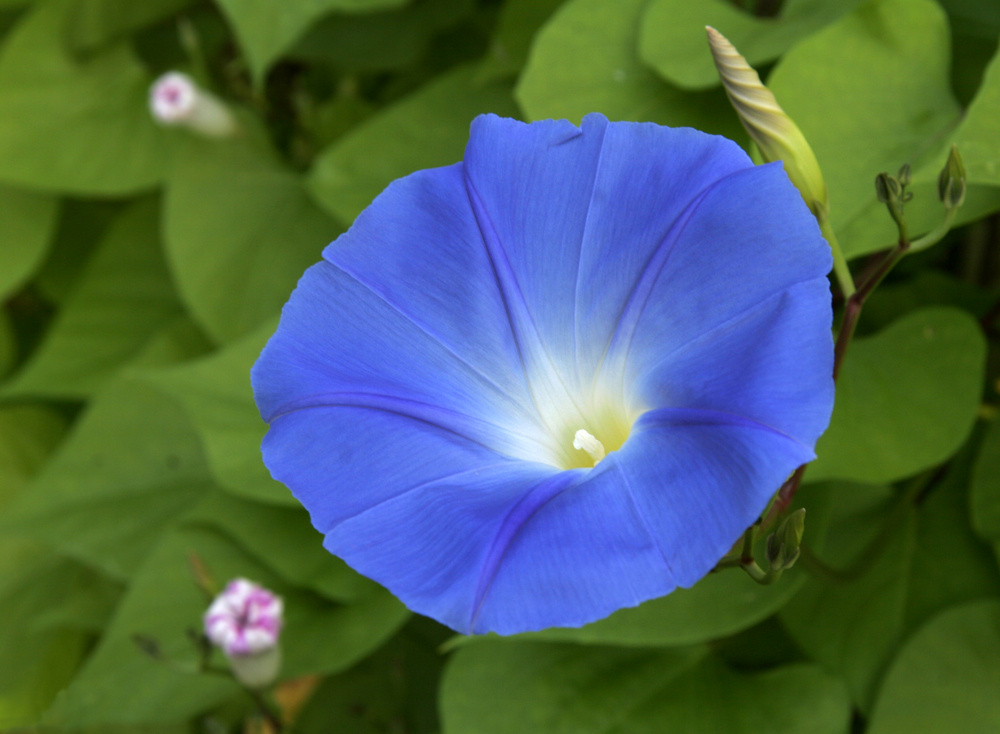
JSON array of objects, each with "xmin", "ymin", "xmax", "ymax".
[
  {"xmin": 149, "ymin": 72, "xmax": 237, "ymax": 138},
  {"xmin": 204, "ymin": 578, "xmax": 283, "ymax": 657}
]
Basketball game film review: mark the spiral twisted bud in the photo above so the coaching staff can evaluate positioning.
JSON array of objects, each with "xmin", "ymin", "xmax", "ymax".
[{"xmin": 706, "ymin": 26, "xmax": 828, "ymax": 218}]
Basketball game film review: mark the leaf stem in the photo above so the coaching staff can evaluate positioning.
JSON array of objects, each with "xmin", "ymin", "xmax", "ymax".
[
  {"xmin": 247, "ymin": 688, "xmax": 284, "ymax": 733},
  {"xmin": 910, "ymin": 207, "xmax": 956, "ymax": 252},
  {"xmin": 819, "ymin": 215, "xmax": 856, "ymax": 299}
]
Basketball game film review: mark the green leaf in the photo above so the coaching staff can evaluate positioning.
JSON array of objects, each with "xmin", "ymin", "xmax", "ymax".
[
  {"xmin": 2, "ymin": 198, "xmax": 185, "ymax": 400},
  {"xmin": 216, "ymin": 0, "xmax": 408, "ymax": 80},
  {"xmin": 868, "ymin": 600, "xmax": 1000, "ymax": 733},
  {"xmin": 441, "ymin": 642, "xmax": 851, "ymax": 734},
  {"xmin": 0, "ymin": 552, "xmax": 119, "ymax": 729},
  {"xmin": 308, "ymin": 62, "xmax": 517, "ymax": 225},
  {"xmin": 971, "ymin": 418, "xmax": 1000, "ymax": 543},
  {"xmin": 478, "ymin": 0, "xmax": 564, "ymax": 79},
  {"xmin": 296, "ymin": 623, "xmax": 446, "ymax": 734},
  {"xmin": 163, "ymin": 122, "xmax": 339, "ymax": 343},
  {"xmin": 0, "ymin": 404, "xmax": 65, "ymax": 508},
  {"xmin": 0, "ymin": 379, "xmax": 213, "ymax": 580},
  {"xmin": 141, "ymin": 320, "xmax": 290, "ymax": 505},
  {"xmin": 289, "ymin": 0, "xmax": 474, "ymax": 73},
  {"xmin": 517, "ymin": 568, "xmax": 807, "ymax": 648},
  {"xmin": 765, "ymin": 0, "xmax": 1000, "ymax": 260},
  {"xmin": 639, "ymin": 0, "xmax": 864, "ymax": 90},
  {"xmin": 950, "ymin": 43, "xmax": 1000, "ymax": 187},
  {"xmin": 65, "ymin": 0, "xmax": 196, "ymax": 51},
  {"xmin": 0, "ymin": 0, "xmax": 165, "ymax": 194},
  {"xmin": 906, "ymin": 435, "xmax": 1000, "ymax": 632},
  {"xmin": 44, "ymin": 522, "xmax": 408, "ymax": 727},
  {"xmin": 0, "ymin": 185, "xmax": 58, "ymax": 300},
  {"xmin": 34, "ymin": 200, "xmax": 122, "ymax": 305},
  {"xmin": 781, "ymin": 484, "xmax": 916, "ymax": 713},
  {"xmin": 185, "ymin": 491, "xmax": 387, "ymax": 604},
  {"xmin": 838, "ymin": 38, "xmax": 1000, "ymax": 258},
  {"xmin": 862, "ymin": 271, "xmax": 999, "ymax": 334},
  {"xmin": 0, "ymin": 311, "xmax": 14, "ymax": 379},
  {"xmin": 808, "ymin": 308, "xmax": 985, "ymax": 484},
  {"xmin": 124, "ymin": 316, "xmax": 215, "ymax": 372},
  {"xmin": 515, "ymin": 0, "xmax": 742, "ymax": 139}
]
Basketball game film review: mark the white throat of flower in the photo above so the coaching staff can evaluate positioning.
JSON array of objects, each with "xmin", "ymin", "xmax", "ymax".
[{"xmin": 572, "ymin": 429, "xmax": 606, "ymax": 466}]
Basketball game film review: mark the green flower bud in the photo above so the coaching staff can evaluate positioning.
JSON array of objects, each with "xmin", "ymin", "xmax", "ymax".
[
  {"xmin": 937, "ymin": 144, "xmax": 966, "ymax": 210},
  {"xmin": 897, "ymin": 163, "xmax": 912, "ymax": 188},
  {"xmin": 875, "ymin": 172, "xmax": 899, "ymax": 204},
  {"xmin": 875, "ymin": 172, "xmax": 907, "ymax": 231},
  {"xmin": 706, "ymin": 27, "xmax": 828, "ymax": 218},
  {"xmin": 765, "ymin": 508, "xmax": 805, "ymax": 572}
]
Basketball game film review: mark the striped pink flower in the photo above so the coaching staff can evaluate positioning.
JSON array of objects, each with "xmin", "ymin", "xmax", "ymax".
[{"xmin": 203, "ymin": 578, "xmax": 283, "ymax": 657}]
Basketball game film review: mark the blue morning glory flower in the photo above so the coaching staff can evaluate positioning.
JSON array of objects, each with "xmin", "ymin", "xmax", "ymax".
[{"xmin": 251, "ymin": 113, "xmax": 834, "ymax": 635}]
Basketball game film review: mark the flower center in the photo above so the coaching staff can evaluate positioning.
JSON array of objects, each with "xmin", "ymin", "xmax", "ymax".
[
  {"xmin": 551, "ymin": 396, "xmax": 635, "ymax": 470},
  {"xmin": 572, "ymin": 429, "xmax": 606, "ymax": 465}
]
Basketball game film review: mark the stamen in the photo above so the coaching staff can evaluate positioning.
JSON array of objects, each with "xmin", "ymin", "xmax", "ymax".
[{"xmin": 573, "ymin": 429, "xmax": 606, "ymax": 465}]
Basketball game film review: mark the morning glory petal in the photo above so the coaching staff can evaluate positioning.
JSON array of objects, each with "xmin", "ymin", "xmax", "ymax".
[
  {"xmin": 323, "ymin": 461, "xmax": 570, "ymax": 634},
  {"xmin": 323, "ymin": 457, "xmax": 678, "ymax": 635},
  {"xmin": 612, "ymin": 407, "xmax": 816, "ymax": 588},
  {"xmin": 252, "ymin": 255, "xmax": 554, "ymax": 465},
  {"xmin": 462, "ymin": 113, "xmax": 752, "ymax": 384},
  {"xmin": 637, "ymin": 279, "xmax": 834, "ymax": 444},
  {"xmin": 262, "ymin": 404, "xmax": 513, "ymax": 536},
  {"xmin": 321, "ymin": 164, "xmax": 531, "ymax": 410},
  {"xmin": 612, "ymin": 162, "xmax": 832, "ymax": 410}
]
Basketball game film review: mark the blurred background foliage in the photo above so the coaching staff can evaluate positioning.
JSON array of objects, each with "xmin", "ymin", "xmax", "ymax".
[{"xmin": 0, "ymin": 0, "xmax": 999, "ymax": 731}]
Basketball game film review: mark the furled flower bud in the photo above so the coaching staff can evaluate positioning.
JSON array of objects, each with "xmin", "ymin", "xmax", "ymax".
[
  {"xmin": 765, "ymin": 508, "xmax": 806, "ymax": 572},
  {"xmin": 204, "ymin": 578, "xmax": 283, "ymax": 688},
  {"xmin": 149, "ymin": 72, "xmax": 237, "ymax": 138},
  {"xmin": 937, "ymin": 144, "xmax": 966, "ymax": 210},
  {"xmin": 706, "ymin": 26, "xmax": 828, "ymax": 218}
]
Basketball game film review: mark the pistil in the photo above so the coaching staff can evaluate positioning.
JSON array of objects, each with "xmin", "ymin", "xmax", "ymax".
[{"xmin": 572, "ymin": 429, "xmax": 606, "ymax": 466}]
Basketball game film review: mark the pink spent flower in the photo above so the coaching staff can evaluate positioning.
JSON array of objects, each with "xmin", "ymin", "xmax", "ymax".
[
  {"xmin": 149, "ymin": 72, "xmax": 237, "ymax": 138},
  {"xmin": 204, "ymin": 578, "xmax": 283, "ymax": 657}
]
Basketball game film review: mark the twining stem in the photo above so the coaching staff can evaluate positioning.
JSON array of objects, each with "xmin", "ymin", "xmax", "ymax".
[{"xmin": 833, "ymin": 235, "xmax": 911, "ymax": 379}]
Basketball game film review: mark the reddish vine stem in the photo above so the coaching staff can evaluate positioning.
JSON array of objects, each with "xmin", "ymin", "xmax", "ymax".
[{"xmin": 833, "ymin": 237, "xmax": 911, "ymax": 379}]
